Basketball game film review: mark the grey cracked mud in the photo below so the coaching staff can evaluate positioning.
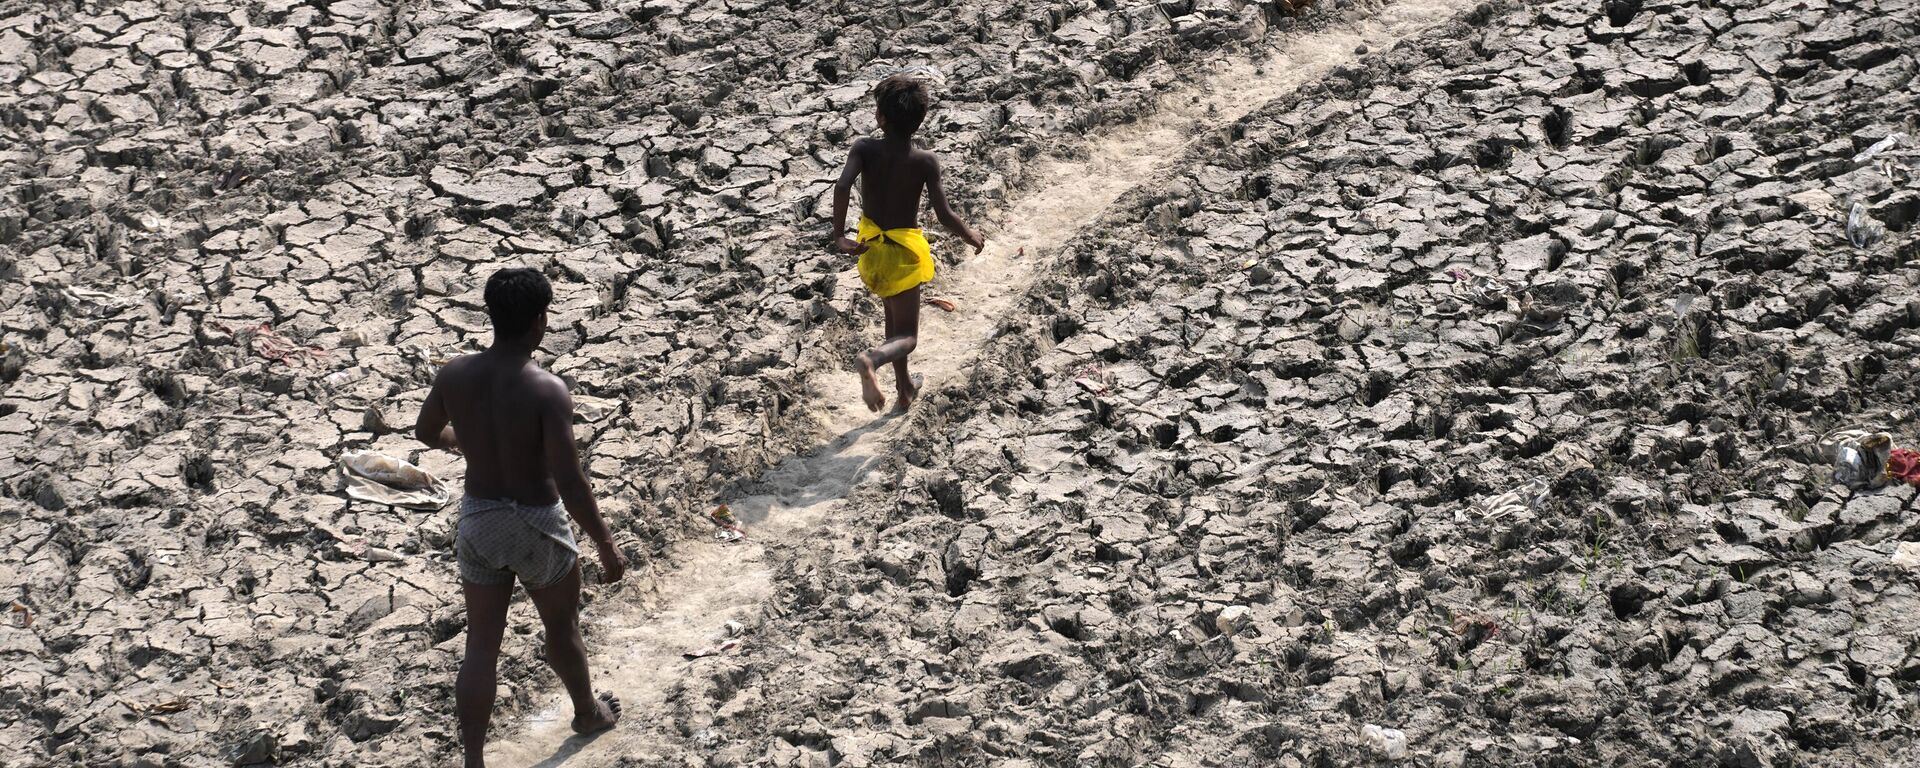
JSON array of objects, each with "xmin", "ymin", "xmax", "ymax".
[
  {"xmin": 0, "ymin": 0, "xmax": 1343, "ymax": 764},
  {"xmin": 6, "ymin": 0, "xmax": 1920, "ymax": 765}
]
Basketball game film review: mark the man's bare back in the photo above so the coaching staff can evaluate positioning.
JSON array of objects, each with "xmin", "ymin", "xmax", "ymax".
[
  {"xmin": 427, "ymin": 352, "xmax": 570, "ymax": 504},
  {"xmin": 416, "ymin": 342, "xmax": 621, "ymax": 583}
]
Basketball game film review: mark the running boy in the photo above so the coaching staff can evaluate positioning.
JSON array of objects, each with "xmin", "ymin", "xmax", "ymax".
[
  {"xmin": 412, "ymin": 267, "xmax": 626, "ymax": 767},
  {"xmin": 830, "ymin": 74, "xmax": 985, "ymax": 413}
]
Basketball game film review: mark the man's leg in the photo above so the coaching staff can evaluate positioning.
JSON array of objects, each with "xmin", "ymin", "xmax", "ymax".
[
  {"xmin": 457, "ymin": 580, "xmax": 513, "ymax": 768},
  {"xmin": 882, "ymin": 286, "xmax": 921, "ymax": 410},
  {"xmin": 526, "ymin": 564, "xmax": 618, "ymax": 734}
]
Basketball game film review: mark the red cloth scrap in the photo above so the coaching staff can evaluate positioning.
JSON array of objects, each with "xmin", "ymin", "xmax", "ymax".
[{"xmin": 1889, "ymin": 448, "xmax": 1920, "ymax": 486}]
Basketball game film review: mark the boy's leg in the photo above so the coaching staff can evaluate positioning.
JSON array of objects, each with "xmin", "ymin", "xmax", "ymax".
[
  {"xmin": 457, "ymin": 581, "xmax": 513, "ymax": 768},
  {"xmin": 856, "ymin": 347, "xmax": 886, "ymax": 413},
  {"xmin": 526, "ymin": 564, "xmax": 619, "ymax": 734},
  {"xmin": 883, "ymin": 286, "xmax": 921, "ymax": 408},
  {"xmin": 857, "ymin": 286, "xmax": 923, "ymax": 413}
]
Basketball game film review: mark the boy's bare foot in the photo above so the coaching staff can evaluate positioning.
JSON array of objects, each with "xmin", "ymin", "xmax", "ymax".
[
  {"xmin": 856, "ymin": 353, "xmax": 885, "ymax": 412},
  {"xmin": 892, "ymin": 378, "xmax": 920, "ymax": 414},
  {"xmin": 572, "ymin": 692, "xmax": 621, "ymax": 735},
  {"xmin": 924, "ymin": 297, "xmax": 957, "ymax": 312}
]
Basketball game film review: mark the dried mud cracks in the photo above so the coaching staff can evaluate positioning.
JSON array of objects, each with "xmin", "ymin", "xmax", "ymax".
[{"xmin": 3, "ymin": 0, "xmax": 1919, "ymax": 765}]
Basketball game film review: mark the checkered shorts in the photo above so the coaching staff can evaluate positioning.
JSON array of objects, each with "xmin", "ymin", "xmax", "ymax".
[{"xmin": 455, "ymin": 496, "xmax": 579, "ymax": 589}]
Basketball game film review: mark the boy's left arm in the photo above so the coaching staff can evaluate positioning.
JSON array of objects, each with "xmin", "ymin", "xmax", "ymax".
[{"xmin": 927, "ymin": 157, "xmax": 984, "ymax": 252}]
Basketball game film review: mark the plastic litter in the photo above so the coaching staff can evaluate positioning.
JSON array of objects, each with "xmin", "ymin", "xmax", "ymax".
[
  {"xmin": 144, "ymin": 698, "xmax": 191, "ymax": 715},
  {"xmin": 1461, "ymin": 476, "xmax": 1549, "ymax": 522},
  {"xmin": 1361, "ymin": 724, "xmax": 1408, "ymax": 760},
  {"xmin": 1071, "ymin": 364, "xmax": 1113, "ymax": 395},
  {"xmin": 1846, "ymin": 201, "xmax": 1882, "ymax": 249},
  {"xmin": 575, "ymin": 396, "xmax": 617, "ymax": 423},
  {"xmin": 339, "ymin": 451, "xmax": 450, "ymax": 509},
  {"xmin": 65, "ymin": 286, "xmax": 141, "ymax": 318},
  {"xmin": 1446, "ymin": 268, "xmax": 1511, "ymax": 307},
  {"xmin": 874, "ymin": 63, "xmax": 946, "ymax": 91},
  {"xmin": 1215, "ymin": 605, "xmax": 1251, "ymax": 636},
  {"xmin": 1852, "ymin": 132, "xmax": 1905, "ymax": 164},
  {"xmin": 1514, "ymin": 734, "xmax": 1581, "ymax": 752},
  {"xmin": 1819, "ymin": 429, "xmax": 1891, "ymax": 490},
  {"xmin": 683, "ymin": 637, "xmax": 743, "ymax": 659},
  {"xmin": 1891, "ymin": 542, "xmax": 1920, "ymax": 569},
  {"xmin": 710, "ymin": 504, "xmax": 745, "ymax": 542},
  {"xmin": 1451, "ymin": 613, "xmax": 1500, "ymax": 642},
  {"xmin": 685, "ymin": 618, "xmax": 749, "ymax": 659},
  {"xmin": 321, "ymin": 366, "xmax": 365, "ymax": 389},
  {"xmin": 211, "ymin": 321, "xmax": 328, "ymax": 368},
  {"xmin": 364, "ymin": 547, "xmax": 405, "ymax": 563}
]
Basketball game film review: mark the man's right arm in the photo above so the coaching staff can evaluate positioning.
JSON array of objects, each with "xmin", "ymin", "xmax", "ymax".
[
  {"xmin": 413, "ymin": 367, "xmax": 459, "ymax": 451},
  {"xmin": 538, "ymin": 376, "xmax": 626, "ymax": 583}
]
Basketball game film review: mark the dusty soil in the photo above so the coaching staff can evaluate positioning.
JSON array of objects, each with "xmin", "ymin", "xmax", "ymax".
[
  {"xmin": 4, "ymin": 0, "xmax": 1919, "ymax": 765},
  {"xmin": 3, "ymin": 0, "xmax": 1322, "ymax": 764}
]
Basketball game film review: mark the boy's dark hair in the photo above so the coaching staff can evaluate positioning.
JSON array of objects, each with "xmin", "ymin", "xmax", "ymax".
[
  {"xmin": 484, "ymin": 267, "xmax": 552, "ymax": 336},
  {"xmin": 874, "ymin": 75, "xmax": 930, "ymax": 136}
]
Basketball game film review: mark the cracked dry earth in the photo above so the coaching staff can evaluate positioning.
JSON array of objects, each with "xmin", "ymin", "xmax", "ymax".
[
  {"xmin": 2, "ymin": 0, "xmax": 1332, "ymax": 764},
  {"xmin": 3, "ymin": 0, "xmax": 1920, "ymax": 767}
]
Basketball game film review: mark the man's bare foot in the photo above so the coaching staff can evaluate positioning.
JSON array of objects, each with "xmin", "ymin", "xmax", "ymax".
[
  {"xmin": 572, "ymin": 692, "xmax": 621, "ymax": 735},
  {"xmin": 856, "ymin": 353, "xmax": 885, "ymax": 412},
  {"xmin": 924, "ymin": 297, "xmax": 957, "ymax": 313}
]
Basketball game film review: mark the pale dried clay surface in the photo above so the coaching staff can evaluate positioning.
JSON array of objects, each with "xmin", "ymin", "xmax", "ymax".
[{"xmin": 2, "ymin": 0, "xmax": 1918, "ymax": 765}]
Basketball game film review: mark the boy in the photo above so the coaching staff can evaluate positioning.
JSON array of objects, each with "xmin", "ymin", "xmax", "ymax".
[
  {"xmin": 830, "ymin": 74, "xmax": 985, "ymax": 413},
  {"xmin": 412, "ymin": 267, "xmax": 626, "ymax": 767}
]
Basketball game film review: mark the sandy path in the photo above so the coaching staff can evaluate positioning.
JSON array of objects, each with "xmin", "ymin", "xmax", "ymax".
[{"xmin": 490, "ymin": 1, "xmax": 1463, "ymax": 764}]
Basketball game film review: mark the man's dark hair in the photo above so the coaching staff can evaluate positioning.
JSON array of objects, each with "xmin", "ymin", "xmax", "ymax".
[
  {"xmin": 874, "ymin": 75, "xmax": 930, "ymax": 136},
  {"xmin": 484, "ymin": 267, "xmax": 552, "ymax": 336}
]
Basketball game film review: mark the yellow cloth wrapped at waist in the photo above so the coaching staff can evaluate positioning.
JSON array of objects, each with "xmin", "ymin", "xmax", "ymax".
[{"xmin": 856, "ymin": 216, "xmax": 934, "ymax": 298}]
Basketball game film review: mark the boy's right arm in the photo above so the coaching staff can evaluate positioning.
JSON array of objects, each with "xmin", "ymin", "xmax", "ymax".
[
  {"xmin": 830, "ymin": 144, "xmax": 867, "ymax": 255},
  {"xmin": 538, "ymin": 376, "xmax": 627, "ymax": 583},
  {"xmin": 926, "ymin": 156, "xmax": 984, "ymax": 252}
]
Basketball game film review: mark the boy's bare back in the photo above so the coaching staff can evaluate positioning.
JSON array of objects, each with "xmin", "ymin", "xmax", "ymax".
[
  {"xmin": 850, "ymin": 137, "xmax": 939, "ymax": 230},
  {"xmin": 425, "ymin": 353, "xmax": 571, "ymax": 505}
]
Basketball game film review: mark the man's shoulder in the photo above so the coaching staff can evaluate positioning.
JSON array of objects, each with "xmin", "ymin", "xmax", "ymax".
[
  {"xmin": 521, "ymin": 365, "xmax": 572, "ymax": 401},
  {"xmin": 437, "ymin": 353, "xmax": 480, "ymax": 380}
]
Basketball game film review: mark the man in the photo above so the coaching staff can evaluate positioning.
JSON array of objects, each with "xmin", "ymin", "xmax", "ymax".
[{"xmin": 414, "ymin": 267, "xmax": 624, "ymax": 767}]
